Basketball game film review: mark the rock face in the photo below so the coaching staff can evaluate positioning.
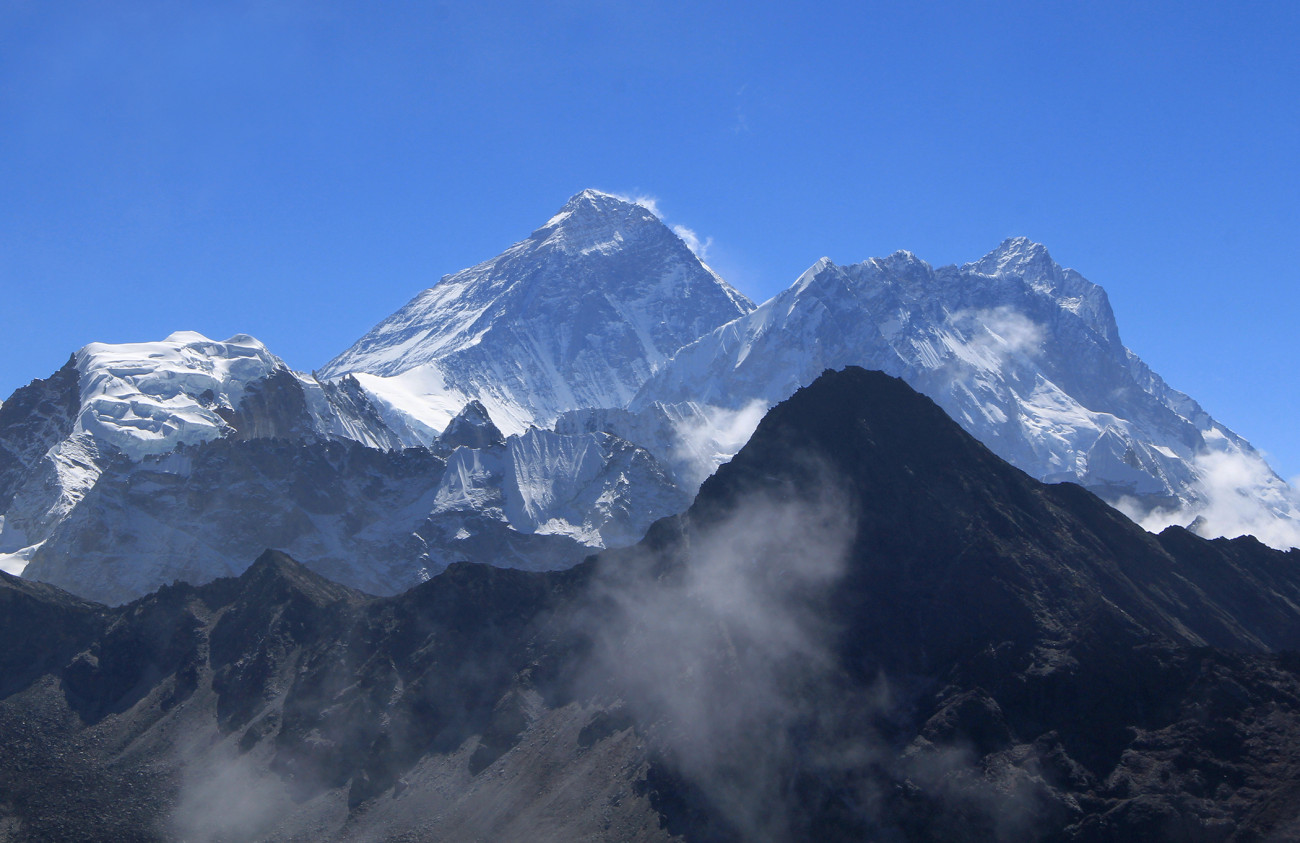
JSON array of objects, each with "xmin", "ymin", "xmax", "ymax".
[
  {"xmin": 20, "ymin": 439, "xmax": 447, "ymax": 603},
  {"xmin": 1, "ymin": 326, "xmax": 686, "ymax": 602},
  {"xmin": 0, "ymin": 333, "xmax": 411, "ymax": 575},
  {"xmin": 18, "ymin": 404, "xmax": 684, "ymax": 605},
  {"xmin": 0, "ymin": 358, "xmax": 82, "ymax": 520},
  {"xmin": 321, "ymin": 189, "xmax": 754, "ymax": 435},
  {"xmin": 635, "ymin": 240, "xmax": 1300, "ymax": 546},
  {"xmin": 2, "ymin": 368, "xmax": 1299, "ymax": 841},
  {"xmin": 599, "ymin": 367, "xmax": 1300, "ymax": 840}
]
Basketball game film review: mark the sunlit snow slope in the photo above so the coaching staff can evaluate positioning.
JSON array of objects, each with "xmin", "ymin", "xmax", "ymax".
[
  {"xmin": 0, "ymin": 332, "xmax": 404, "ymax": 575},
  {"xmin": 634, "ymin": 239, "xmax": 1300, "ymax": 548},
  {"xmin": 320, "ymin": 189, "xmax": 754, "ymax": 436}
]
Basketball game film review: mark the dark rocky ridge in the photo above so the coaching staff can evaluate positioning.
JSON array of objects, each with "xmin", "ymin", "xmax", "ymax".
[
  {"xmin": 0, "ymin": 357, "xmax": 81, "ymax": 513},
  {"xmin": 438, "ymin": 399, "xmax": 505, "ymax": 450},
  {"xmin": 1, "ymin": 368, "xmax": 1299, "ymax": 840}
]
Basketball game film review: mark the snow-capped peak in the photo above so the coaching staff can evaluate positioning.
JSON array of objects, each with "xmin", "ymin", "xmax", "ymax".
[
  {"xmin": 439, "ymin": 399, "xmax": 504, "ymax": 450},
  {"xmin": 542, "ymin": 188, "xmax": 648, "ymax": 223},
  {"xmin": 634, "ymin": 238, "xmax": 1300, "ymax": 549},
  {"xmin": 75, "ymin": 332, "xmax": 284, "ymax": 459},
  {"xmin": 967, "ymin": 236, "xmax": 1055, "ymax": 279},
  {"xmin": 792, "ymin": 257, "xmax": 836, "ymax": 293},
  {"xmin": 532, "ymin": 189, "xmax": 666, "ymax": 257},
  {"xmin": 322, "ymin": 191, "xmax": 756, "ymax": 434}
]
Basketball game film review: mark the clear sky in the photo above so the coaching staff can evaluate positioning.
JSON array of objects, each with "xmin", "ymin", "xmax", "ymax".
[{"xmin": 1, "ymin": 2, "xmax": 1297, "ymax": 479}]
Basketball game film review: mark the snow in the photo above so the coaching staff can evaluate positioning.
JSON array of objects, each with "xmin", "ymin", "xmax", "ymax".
[
  {"xmin": 352, "ymin": 368, "xmax": 466, "ymax": 443},
  {"xmin": 320, "ymin": 189, "xmax": 754, "ymax": 432},
  {"xmin": 633, "ymin": 239, "xmax": 1300, "ymax": 548},
  {"xmin": 74, "ymin": 332, "xmax": 282, "ymax": 459},
  {"xmin": 423, "ymin": 424, "xmax": 689, "ymax": 556},
  {"xmin": 0, "ymin": 529, "xmax": 40, "ymax": 576}
]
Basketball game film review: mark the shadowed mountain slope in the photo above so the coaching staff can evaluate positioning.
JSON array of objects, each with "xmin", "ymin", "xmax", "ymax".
[{"xmin": 1, "ymin": 369, "xmax": 1299, "ymax": 841}]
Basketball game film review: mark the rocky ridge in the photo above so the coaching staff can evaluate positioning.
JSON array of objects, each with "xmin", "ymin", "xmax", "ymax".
[
  {"xmin": 321, "ymin": 189, "xmax": 755, "ymax": 435},
  {"xmin": 634, "ymin": 239, "xmax": 1300, "ymax": 546},
  {"xmin": 2, "ymin": 369, "xmax": 1300, "ymax": 840}
]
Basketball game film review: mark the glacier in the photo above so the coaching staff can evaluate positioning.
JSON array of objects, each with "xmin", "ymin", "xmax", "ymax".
[{"xmin": 1, "ymin": 334, "xmax": 686, "ymax": 602}]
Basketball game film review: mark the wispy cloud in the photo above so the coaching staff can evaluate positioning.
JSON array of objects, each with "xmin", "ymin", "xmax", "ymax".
[
  {"xmin": 610, "ymin": 191, "xmax": 714, "ymax": 259},
  {"xmin": 733, "ymin": 83, "xmax": 751, "ymax": 135},
  {"xmin": 579, "ymin": 470, "xmax": 859, "ymax": 839},
  {"xmin": 619, "ymin": 193, "xmax": 662, "ymax": 218},
  {"xmin": 1117, "ymin": 448, "xmax": 1300, "ymax": 551},
  {"xmin": 671, "ymin": 224, "xmax": 713, "ymax": 260},
  {"xmin": 947, "ymin": 306, "xmax": 1045, "ymax": 371},
  {"xmin": 670, "ymin": 399, "xmax": 768, "ymax": 488},
  {"xmin": 170, "ymin": 748, "xmax": 288, "ymax": 841}
]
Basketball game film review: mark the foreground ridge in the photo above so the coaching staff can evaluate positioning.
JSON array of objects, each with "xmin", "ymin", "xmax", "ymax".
[{"xmin": 2, "ymin": 368, "xmax": 1299, "ymax": 840}]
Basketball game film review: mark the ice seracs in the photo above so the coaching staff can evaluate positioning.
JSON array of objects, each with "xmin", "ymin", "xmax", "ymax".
[
  {"xmin": 74, "ymin": 331, "xmax": 409, "ymax": 455},
  {"xmin": 75, "ymin": 331, "xmax": 282, "ymax": 459},
  {"xmin": 0, "ymin": 331, "xmax": 406, "ymax": 578}
]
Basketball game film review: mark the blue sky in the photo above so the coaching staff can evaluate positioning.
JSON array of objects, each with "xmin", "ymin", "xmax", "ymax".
[{"xmin": 1, "ymin": 1, "xmax": 1297, "ymax": 478}]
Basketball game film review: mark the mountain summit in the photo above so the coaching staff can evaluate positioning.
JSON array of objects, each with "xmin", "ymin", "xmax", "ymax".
[
  {"xmin": 634, "ymin": 240, "xmax": 1300, "ymax": 545},
  {"xmin": 321, "ymin": 190, "xmax": 754, "ymax": 436}
]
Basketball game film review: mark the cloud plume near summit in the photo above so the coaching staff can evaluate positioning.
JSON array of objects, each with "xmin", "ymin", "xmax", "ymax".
[{"xmin": 609, "ymin": 191, "xmax": 714, "ymax": 259}]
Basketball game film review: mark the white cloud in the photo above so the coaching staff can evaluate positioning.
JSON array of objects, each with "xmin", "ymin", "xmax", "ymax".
[
  {"xmin": 670, "ymin": 399, "xmax": 769, "ymax": 488},
  {"xmin": 948, "ymin": 307, "xmax": 1044, "ymax": 370},
  {"xmin": 170, "ymin": 747, "xmax": 289, "ymax": 841},
  {"xmin": 582, "ymin": 476, "xmax": 859, "ymax": 839},
  {"xmin": 630, "ymin": 195, "xmax": 662, "ymax": 217},
  {"xmin": 609, "ymin": 191, "xmax": 662, "ymax": 218},
  {"xmin": 1116, "ymin": 448, "xmax": 1300, "ymax": 551},
  {"xmin": 672, "ymin": 224, "xmax": 713, "ymax": 260},
  {"xmin": 609, "ymin": 192, "xmax": 714, "ymax": 259}
]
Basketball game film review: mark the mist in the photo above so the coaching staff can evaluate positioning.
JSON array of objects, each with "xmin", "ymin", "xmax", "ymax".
[
  {"xmin": 578, "ymin": 464, "xmax": 864, "ymax": 839},
  {"xmin": 169, "ymin": 744, "xmax": 291, "ymax": 843},
  {"xmin": 668, "ymin": 399, "xmax": 770, "ymax": 489},
  {"xmin": 1118, "ymin": 447, "xmax": 1300, "ymax": 550},
  {"xmin": 947, "ymin": 306, "xmax": 1045, "ymax": 372}
]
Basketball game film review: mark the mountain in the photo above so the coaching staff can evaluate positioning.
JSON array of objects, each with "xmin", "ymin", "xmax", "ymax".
[
  {"xmin": 634, "ymin": 239, "xmax": 1300, "ymax": 547},
  {"xmin": 3, "ymin": 334, "xmax": 685, "ymax": 603},
  {"xmin": 320, "ymin": 189, "xmax": 755, "ymax": 437},
  {"xmin": 3, "ymin": 188, "xmax": 753, "ymax": 597},
  {"xmin": 611, "ymin": 367, "xmax": 1300, "ymax": 840},
  {"xmin": 2, "ymin": 368, "xmax": 1300, "ymax": 840},
  {"xmin": 0, "ymin": 332, "xmax": 410, "ymax": 576},
  {"xmin": 14, "ymin": 410, "xmax": 684, "ymax": 605}
]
